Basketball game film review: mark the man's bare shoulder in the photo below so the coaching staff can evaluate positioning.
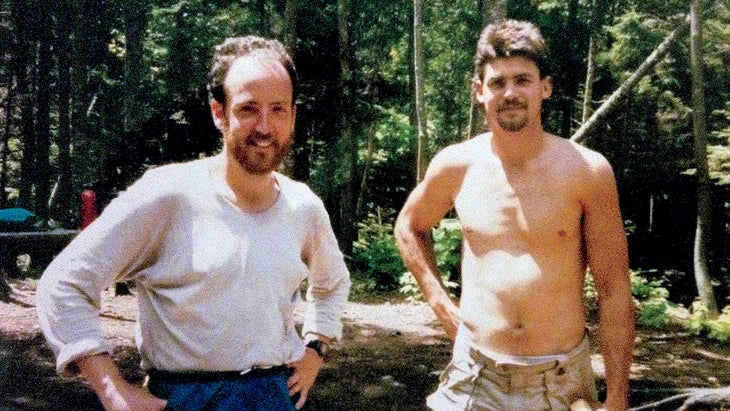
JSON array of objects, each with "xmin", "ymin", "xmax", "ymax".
[
  {"xmin": 545, "ymin": 133, "xmax": 613, "ymax": 174},
  {"xmin": 429, "ymin": 134, "xmax": 488, "ymax": 174}
]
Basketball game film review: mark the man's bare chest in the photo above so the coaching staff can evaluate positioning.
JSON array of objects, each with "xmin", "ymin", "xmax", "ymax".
[{"xmin": 454, "ymin": 165, "xmax": 583, "ymax": 247}]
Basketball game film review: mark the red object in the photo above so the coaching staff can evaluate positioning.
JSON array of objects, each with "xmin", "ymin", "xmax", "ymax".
[{"xmin": 81, "ymin": 189, "xmax": 98, "ymax": 229}]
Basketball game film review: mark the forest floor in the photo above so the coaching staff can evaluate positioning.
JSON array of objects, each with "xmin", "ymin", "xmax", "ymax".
[{"xmin": 1, "ymin": 278, "xmax": 730, "ymax": 410}]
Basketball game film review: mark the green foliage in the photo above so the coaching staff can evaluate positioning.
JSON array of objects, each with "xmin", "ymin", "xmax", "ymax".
[
  {"xmin": 351, "ymin": 209, "xmax": 405, "ymax": 291},
  {"xmin": 630, "ymin": 271, "xmax": 675, "ymax": 328},
  {"xmin": 688, "ymin": 302, "xmax": 730, "ymax": 344},
  {"xmin": 586, "ymin": 270, "xmax": 675, "ymax": 328},
  {"xmin": 399, "ymin": 218, "xmax": 462, "ymax": 301},
  {"xmin": 351, "ymin": 216, "xmax": 463, "ymax": 297},
  {"xmin": 431, "ymin": 218, "xmax": 462, "ymax": 284}
]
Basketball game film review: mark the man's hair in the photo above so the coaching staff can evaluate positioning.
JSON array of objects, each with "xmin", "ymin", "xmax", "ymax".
[
  {"xmin": 474, "ymin": 19, "xmax": 548, "ymax": 81},
  {"xmin": 208, "ymin": 36, "xmax": 298, "ymax": 107}
]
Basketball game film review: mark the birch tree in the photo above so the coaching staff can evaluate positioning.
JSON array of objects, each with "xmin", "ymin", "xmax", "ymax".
[
  {"xmin": 689, "ymin": 0, "xmax": 718, "ymax": 318},
  {"xmin": 413, "ymin": 0, "xmax": 427, "ymax": 182}
]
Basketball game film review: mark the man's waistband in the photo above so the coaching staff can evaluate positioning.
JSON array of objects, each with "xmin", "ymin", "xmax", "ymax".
[
  {"xmin": 469, "ymin": 334, "xmax": 591, "ymax": 376},
  {"xmin": 147, "ymin": 365, "xmax": 289, "ymax": 384}
]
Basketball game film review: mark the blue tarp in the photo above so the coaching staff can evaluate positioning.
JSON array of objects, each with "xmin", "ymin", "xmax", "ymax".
[{"xmin": 0, "ymin": 208, "xmax": 40, "ymax": 231}]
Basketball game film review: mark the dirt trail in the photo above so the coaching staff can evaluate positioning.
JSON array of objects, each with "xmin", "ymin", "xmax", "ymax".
[{"xmin": 2, "ymin": 280, "xmax": 730, "ymax": 410}]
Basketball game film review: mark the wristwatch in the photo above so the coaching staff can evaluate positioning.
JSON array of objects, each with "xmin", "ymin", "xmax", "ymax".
[{"xmin": 305, "ymin": 339, "xmax": 329, "ymax": 359}]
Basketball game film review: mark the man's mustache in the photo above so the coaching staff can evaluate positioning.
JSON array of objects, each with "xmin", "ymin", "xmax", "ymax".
[{"xmin": 498, "ymin": 98, "xmax": 527, "ymax": 111}]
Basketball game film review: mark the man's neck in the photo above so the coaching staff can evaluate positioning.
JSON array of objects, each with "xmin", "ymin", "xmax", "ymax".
[
  {"xmin": 490, "ymin": 127, "xmax": 546, "ymax": 167},
  {"xmin": 214, "ymin": 155, "xmax": 281, "ymax": 213}
]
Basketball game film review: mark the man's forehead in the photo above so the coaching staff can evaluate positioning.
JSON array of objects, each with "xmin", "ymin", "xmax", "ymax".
[
  {"xmin": 225, "ymin": 56, "xmax": 291, "ymax": 86},
  {"xmin": 224, "ymin": 56, "xmax": 293, "ymax": 102},
  {"xmin": 483, "ymin": 56, "xmax": 540, "ymax": 78}
]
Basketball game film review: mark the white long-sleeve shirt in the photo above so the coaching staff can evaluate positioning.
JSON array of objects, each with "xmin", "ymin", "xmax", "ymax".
[{"xmin": 36, "ymin": 155, "xmax": 351, "ymax": 376}]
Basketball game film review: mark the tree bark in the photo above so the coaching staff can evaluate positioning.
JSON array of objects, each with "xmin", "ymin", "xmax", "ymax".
[
  {"xmin": 571, "ymin": 15, "xmax": 690, "ymax": 144},
  {"xmin": 11, "ymin": 0, "xmax": 35, "ymax": 210},
  {"xmin": 1, "ymin": 70, "xmax": 13, "ymax": 209},
  {"xmin": 413, "ymin": 0, "xmax": 427, "ymax": 182},
  {"xmin": 581, "ymin": 0, "xmax": 607, "ymax": 124},
  {"xmin": 123, "ymin": 0, "xmax": 149, "ymax": 135},
  {"xmin": 54, "ymin": 0, "xmax": 74, "ymax": 224},
  {"xmin": 33, "ymin": 3, "xmax": 52, "ymax": 219},
  {"xmin": 559, "ymin": 0, "xmax": 580, "ymax": 137},
  {"xmin": 338, "ymin": 0, "xmax": 356, "ymax": 254},
  {"xmin": 689, "ymin": 0, "xmax": 718, "ymax": 318},
  {"xmin": 468, "ymin": 0, "xmax": 507, "ymax": 139}
]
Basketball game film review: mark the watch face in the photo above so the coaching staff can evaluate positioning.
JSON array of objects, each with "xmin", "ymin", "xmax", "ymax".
[{"xmin": 307, "ymin": 340, "xmax": 328, "ymax": 357}]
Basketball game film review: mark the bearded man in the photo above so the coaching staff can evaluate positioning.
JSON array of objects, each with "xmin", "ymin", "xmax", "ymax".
[{"xmin": 37, "ymin": 36, "xmax": 350, "ymax": 411}]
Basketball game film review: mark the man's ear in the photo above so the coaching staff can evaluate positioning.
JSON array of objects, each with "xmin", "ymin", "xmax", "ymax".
[
  {"xmin": 473, "ymin": 79, "xmax": 486, "ymax": 104},
  {"xmin": 541, "ymin": 76, "xmax": 553, "ymax": 100},
  {"xmin": 210, "ymin": 99, "xmax": 226, "ymax": 131}
]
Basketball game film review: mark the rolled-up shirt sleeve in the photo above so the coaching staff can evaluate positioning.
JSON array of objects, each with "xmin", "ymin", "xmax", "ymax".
[
  {"xmin": 36, "ymin": 170, "xmax": 169, "ymax": 376},
  {"xmin": 301, "ymin": 202, "xmax": 351, "ymax": 341}
]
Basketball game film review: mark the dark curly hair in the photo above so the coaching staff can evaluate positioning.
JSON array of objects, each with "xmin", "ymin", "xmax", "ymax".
[{"xmin": 474, "ymin": 19, "xmax": 548, "ymax": 81}]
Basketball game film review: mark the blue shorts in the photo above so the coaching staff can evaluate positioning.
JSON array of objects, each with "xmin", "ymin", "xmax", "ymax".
[{"xmin": 147, "ymin": 366, "xmax": 296, "ymax": 411}]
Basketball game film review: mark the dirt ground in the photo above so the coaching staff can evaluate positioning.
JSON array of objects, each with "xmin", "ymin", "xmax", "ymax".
[{"xmin": 2, "ymin": 279, "xmax": 730, "ymax": 411}]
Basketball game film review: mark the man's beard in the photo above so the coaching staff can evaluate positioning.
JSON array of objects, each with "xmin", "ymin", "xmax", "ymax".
[
  {"xmin": 230, "ymin": 132, "xmax": 291, "ymax": 175},
  {"xmin": 496, "ymin": 98, "xmax": 528, "ymax": 132}
]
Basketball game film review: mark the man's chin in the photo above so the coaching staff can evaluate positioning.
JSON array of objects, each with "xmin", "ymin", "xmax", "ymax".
[
  {"xmin": 497, "ymin": 118, "xmax": 528, "ymax": 132},
  {"xmin": 239, "ymin": 160, "xmax": 280, "ymax": 175}
]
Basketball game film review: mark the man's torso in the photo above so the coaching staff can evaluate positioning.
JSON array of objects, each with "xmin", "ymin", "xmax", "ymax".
[{"xmin": 452, "ymin": 134, "xmax": 592, "ymax": 356}]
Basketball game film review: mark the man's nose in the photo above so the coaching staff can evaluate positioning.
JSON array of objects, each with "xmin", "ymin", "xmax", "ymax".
[
  {"xmin": 503, "ymin": 82, "xmax": 517, "ymax": 97},
  {"xmin": 256, "ymin": 111, "xmax": 272, "ymax": 133}
]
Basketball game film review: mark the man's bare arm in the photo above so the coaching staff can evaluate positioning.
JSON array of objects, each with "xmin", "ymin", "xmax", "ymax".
[
  {"xmin": 395, "ymin": 149, "xmax": 467, "ymax": 340},
  {"xmin": 77, "ymin": 354, "xmax": 167, "ymax": 411},
  {"xmin": 583, "ymin": 158, "xmax": 635, "ymax": 411}
]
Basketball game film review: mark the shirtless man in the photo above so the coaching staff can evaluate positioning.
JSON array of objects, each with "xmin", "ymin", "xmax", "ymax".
[{"xmin": 395, "ymin": 20, "xmax": 634, "ymax": 410}]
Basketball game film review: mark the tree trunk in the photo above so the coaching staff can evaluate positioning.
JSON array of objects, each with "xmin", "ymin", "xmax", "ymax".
[
  {"xmin": 581, "ymin": 0, "xmax": 607, "ymax": 124},
  {"xmin": 34, "ymin": 3, "xmax": 52, "ymax": 219},
  {"xmin": 1, "ymin": 71, "xmax": 13, "ymax": 209},
  {"xmin": 558, "ymin": 0, "xmax": 580, "ymax": 137},
  {"xmin": 413, "ymin": 0, "xmax": 428, "ymax": 182},
  {"xmin": 53, "ymin": 0, "xmax": 74, "ymax": 224},
  {"xmin": 283, "ymin": 0, "xmax": 297, "ymax": 51},
  {"xmin": 285, "ymin": 0, "xmax": 310, "ymax": 183},
  {"xmin": 356, "ymin": 124, "xmax": 375, "ymax": 218},
  {"xmin": 337, "ymin": 0, "xmax": 356, "ymax": 255},
  {"xmin": 468, "ymin": 0, "xmax": 507, "ymax": 139},
  {"xmin": 571, "ymin": 15, "xmax": 690, "ymax": 144},
  {"xmin": 689, "ymin": 0, "xmax": 718, "ymax": 318},
  {"xmin": 123, "ymin": 0, "xmax": 149, "ymax": 136},
  {"xmin": 12, "ymin": 0, "xmax": 35, "ymax": 210}
]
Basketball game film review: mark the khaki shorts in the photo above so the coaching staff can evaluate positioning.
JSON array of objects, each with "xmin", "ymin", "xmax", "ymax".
[{"xmin": 427, "ymin": 326, "xmax": 598, "ymax": 411}]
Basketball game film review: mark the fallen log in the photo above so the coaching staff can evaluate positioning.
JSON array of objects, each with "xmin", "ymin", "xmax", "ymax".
[{"xmin": 630, "ymin": 386, "xmax": 730, "ymax": 411}]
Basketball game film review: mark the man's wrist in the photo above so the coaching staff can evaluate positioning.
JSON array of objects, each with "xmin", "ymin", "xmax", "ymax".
[{"xmin": 305, "ymin": 339, "xmax": 329, "ymax": 360}]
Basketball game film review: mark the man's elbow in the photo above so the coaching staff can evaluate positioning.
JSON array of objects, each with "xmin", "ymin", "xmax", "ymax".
[{"xmin": 393, "ymin": 212, "xmax": 411, "ymax": 246}]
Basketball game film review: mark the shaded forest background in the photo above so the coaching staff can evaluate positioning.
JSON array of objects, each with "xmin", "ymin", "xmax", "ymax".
[{"xmin": 1, "ymin": 0, "xmax": 730, "ymax": 312}]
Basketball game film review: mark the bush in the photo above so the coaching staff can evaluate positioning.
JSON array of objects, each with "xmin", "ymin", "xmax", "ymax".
[
  {"xmin": 629, "ymin": 271, "xmax": 676, "ymax": 328},
  {"xmin": 351, "ymin": 210, "xmax": 405, "ymax": 291},
  {"xmin": 399, "ymin": 218, "xmax": 462, "ymax": 301},
  {"xmin": 688, "ymin": 302, "xmax": 730, "ymax": 344},
  {"xmin": 585, "ymin": 269, "xmax": 676, "ymax": 328}
]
